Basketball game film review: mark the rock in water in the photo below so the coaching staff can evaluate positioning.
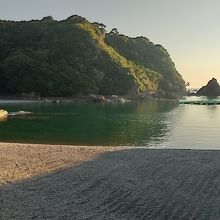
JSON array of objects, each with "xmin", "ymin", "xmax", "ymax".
[
  {"xmin": 196, "ymin": 78, "xmax": 220, "ymax": 96},
  {"xmin": 0, "ymin": 110, "xmax": 8, "ymax": 120}
]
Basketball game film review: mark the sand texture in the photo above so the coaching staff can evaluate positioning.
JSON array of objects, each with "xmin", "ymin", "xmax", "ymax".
[
  {"xmin": 0, "ymin": 143, "xmax": 220, "ymax": 219},
  {"xmin": 0, "ymin": 143, "xmax": 116, "ymax": 186}
]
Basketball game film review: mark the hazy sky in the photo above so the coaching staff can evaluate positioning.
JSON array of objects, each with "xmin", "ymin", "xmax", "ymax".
[{"xmin": 1, "ymin": 0, "xmax": 220, "ymax": 88}]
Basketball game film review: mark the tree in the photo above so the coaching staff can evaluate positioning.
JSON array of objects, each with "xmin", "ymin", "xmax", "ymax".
[
  {"xmin": 109, "ymin": 28, "xmax": 119, "ymax": 35},
  {"xmin": 185, "ymin": 82, "xmax": 190, "ymax": 87}
]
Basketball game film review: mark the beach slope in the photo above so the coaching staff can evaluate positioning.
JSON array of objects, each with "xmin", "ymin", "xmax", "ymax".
[{"xmin": 0, "ymin": 143, "xmax": 220, "ymax": 219}]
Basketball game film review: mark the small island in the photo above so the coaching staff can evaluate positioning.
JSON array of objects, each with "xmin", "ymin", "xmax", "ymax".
[
  {"xmin": 180, "ymin": 78, "xmax": 220, "ymax": 105},
  {"xmin": 196, "ymin": 78, "xmax": 220, "ymax": 97}
]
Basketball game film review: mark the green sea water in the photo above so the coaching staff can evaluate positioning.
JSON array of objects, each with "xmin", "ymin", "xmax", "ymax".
[{"xmin": 1, "ymin": 99, "xmax": 220, "ymax": 149}]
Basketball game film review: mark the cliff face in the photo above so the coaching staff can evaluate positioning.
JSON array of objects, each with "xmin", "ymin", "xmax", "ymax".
[
  {"xmin": 0, "ymin": 16, "xmax": 186, "ymax": 97},
  {"xmin": 196, "ymin": 78, "xmax": 220, "ymax": 97}
]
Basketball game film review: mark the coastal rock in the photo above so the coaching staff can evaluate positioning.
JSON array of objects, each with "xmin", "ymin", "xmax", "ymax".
[
  {"xmin": 196, "ymin": 78, "xmax": 220, "ymax": 96},
  {"xmin": 91, "ymin": 95, "xmax": 130, "ymax": 103},
  {"xmin": 0, "ymin": 110, "xmax": 8, "ymax": 120}
]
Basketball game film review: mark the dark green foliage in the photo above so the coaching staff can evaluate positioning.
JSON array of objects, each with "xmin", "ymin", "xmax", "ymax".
[
  {"xmin": 105, "ymin": 35, "xmax": 186, "ymax": 95},
  {"xmin": 0, "ymin": 16, "xmax": 185, "ymax": 97}
]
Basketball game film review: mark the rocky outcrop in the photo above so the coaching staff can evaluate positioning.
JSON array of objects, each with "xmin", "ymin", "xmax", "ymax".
[
  {"xmin": 0, "ymin": 110, "xmax": 8, "ymax": 120},
  {"xmin": 196, "ymin": 78, "xmax": 220, "ymax": 96}
]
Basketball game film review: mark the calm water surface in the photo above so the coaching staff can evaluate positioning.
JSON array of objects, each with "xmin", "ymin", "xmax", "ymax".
[{"xmin": 0, "ymin": 98, "xmax": 220, "ymax": 149}]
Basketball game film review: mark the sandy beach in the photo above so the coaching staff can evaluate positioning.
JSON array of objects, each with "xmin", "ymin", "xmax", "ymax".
[
  {"xmin": 1, "ymin": 143, "xmax": 220, "ymax": 219},
  {"xmin": 0, "ymin": 143, "xmax": 119, "ymax": 186}
]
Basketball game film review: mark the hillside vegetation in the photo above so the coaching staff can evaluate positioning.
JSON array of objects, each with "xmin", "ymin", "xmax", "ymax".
[{"xmin": 0, "ymin": 16, "xmax": 186, "ymax": 97}]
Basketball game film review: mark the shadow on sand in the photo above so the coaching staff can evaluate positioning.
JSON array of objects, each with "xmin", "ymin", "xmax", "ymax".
[{"xmin": 1, "ymin": 148, "xmax": 220, "ymax": 219}]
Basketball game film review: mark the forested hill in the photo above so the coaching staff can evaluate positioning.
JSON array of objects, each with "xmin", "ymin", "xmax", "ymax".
[{"xmin": 0, "ymin": 15, "xmax": 186, "ymax": 97}]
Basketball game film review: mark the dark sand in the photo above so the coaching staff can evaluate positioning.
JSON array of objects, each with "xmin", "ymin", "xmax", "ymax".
[{"xmin": 0, "ymin": 143, "xmax": 220, "ymax": 219}]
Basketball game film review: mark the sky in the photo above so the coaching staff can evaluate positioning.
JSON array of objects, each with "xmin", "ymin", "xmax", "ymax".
[{"xmin": 0, "ymin": 0, "xmax": 220, "ymax": 88}]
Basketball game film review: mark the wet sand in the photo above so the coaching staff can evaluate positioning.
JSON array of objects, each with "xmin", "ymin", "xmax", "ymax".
[{"xmin": 1, "ymin": 143, "xmax": 220, "ymax": 219}]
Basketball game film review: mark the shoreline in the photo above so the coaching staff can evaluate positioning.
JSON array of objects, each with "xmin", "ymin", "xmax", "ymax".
[
  {"xmin": 1, "ymin": 141, "xmax": 220, "ymax": 150},
  {"xmin": 0, "ymin": 94, "xmax": 180, "ymax": 104}
]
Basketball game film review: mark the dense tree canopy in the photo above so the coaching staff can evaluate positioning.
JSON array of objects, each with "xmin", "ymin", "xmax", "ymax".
[
  {"xmin": 0, "ymin": 16, "xmax": 186, "ymax": 97},
  {"xmin": 105, "ymin": 35, "xmax": 186, "ymax": 95}
]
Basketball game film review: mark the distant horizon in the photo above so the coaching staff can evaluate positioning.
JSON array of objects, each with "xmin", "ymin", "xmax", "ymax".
[{"xmin": 1, "ymin": 0, "xmax": 220, "ymax": 88}]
